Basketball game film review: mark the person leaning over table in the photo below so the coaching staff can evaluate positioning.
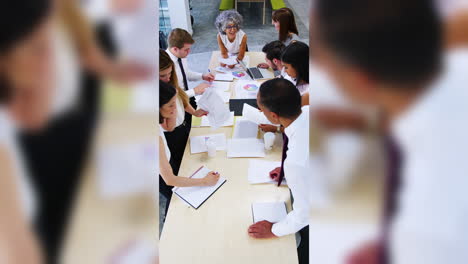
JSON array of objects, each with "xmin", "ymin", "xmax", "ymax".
[
  {"xmin": 158, "ymin": 80, "xmax": 220, "ymax": 204},
  {"xmin": 165, "ymin": 28, "xmax": 214, "ymax": 110},
  {"xmin": 159, "ymin": 49, "xmax": 209, "ymax": 205},
  {"xmin": 248, "ymin": 78, "xmax": 311, "ymax": 264},
  {"xmin": 257, "ymin": 40, "xmax": 295, "ymax": 83}
]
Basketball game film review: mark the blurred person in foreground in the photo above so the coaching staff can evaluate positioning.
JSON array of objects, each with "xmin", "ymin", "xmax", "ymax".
[
  {"xmin": 18, "ymin": 0, "xmax": 151, "ymax": 263},
  {"xmin": 312, "ymin": 0, "xmax": 468, "ymax": 263},
  {"xmin": 0, "ymin": 0, "xmax": 57, "ymax": 263}
]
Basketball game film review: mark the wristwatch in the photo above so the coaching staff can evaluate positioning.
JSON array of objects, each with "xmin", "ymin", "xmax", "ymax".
[{"xmin": 277, "ymin": 125, "xmax": 282, "ymax": 133}]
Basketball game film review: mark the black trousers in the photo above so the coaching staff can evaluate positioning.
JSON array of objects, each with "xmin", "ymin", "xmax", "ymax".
[
  {"xmin": 298, "ymin": 226, "xmax": 309, "ymax": 264},
  {"xmin": 160, "ymin": 113, "xmax": 192, "ymax": 202}
]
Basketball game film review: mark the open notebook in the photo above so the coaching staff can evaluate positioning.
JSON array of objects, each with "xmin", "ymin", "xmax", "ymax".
[
  {"xmin": 172, "ymin": 166, "xmax": 227, "ymax": 209},
  {"xmin": 251, "ymin": 202, "xmax": 288, "ymax": 223}
]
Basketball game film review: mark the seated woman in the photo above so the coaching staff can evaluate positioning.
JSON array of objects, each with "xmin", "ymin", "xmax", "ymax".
[
  {"xmin": 159, "ymin": 80, "xmax": 220, "ymax": 204},
  {"xmin": 215, "ymin": 9, "xmax": 248, "ymax": 68},
  {"xmin": 272, "ymin": 8, "xmax": 300, "ymax": 46},
  {"xmin": 281, "ymin": 41, "xmax": 309, "ymax": 96},
  {"xmin": 159, "ymin": 49, "xmax": 207, "ymax": 176}
]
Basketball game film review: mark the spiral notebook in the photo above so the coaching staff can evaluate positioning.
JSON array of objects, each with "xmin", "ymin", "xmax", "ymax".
[{"xmin": 172, "ymin": 166, "xmax": 227, "ymax": 209}]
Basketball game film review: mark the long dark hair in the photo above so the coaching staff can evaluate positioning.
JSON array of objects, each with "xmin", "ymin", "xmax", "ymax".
[
  {"xmin": 0, "ymin": 0, "xmax": 51, "ymax": 104},
  {"xmin": 159, "ymin": 80, "xmax": 177, "ymax": 124},
  {"xmin": 281, "ymin": 41, "xmax": 309, "ymax": 85},
  {"xmin": 272, "ymin": 8, "xmax": 299, "ymax": 42}
]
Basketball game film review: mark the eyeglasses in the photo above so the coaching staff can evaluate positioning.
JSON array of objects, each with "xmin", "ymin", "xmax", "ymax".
[{"xmin": 226, "ymin": 25, "xmax": 238, "ymax": 30}]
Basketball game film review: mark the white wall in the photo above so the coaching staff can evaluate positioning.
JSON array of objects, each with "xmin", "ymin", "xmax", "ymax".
[{"xmin": 167, "ymin": 0, "xmax": 193, "ymax": 34}]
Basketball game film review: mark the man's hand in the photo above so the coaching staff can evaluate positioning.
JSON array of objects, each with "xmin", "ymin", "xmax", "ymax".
[
  {"xmin": 269, "ymin": 167, "xmax": 282, "ymax": 182},
  {"xmin": 202, "ymin": 73, "xmax": 215, "ymax": 82},
  {"xmin": 346, "ymin": 239, "xmax": 381, "ymax": 264},
  {"xmin": 194, "ymin": 83, "xmax": 210, "ymax": 95},
  {"xmin": 248, "ymin": 221, "xmax": 277, "ymax": 239},
  {"xmin": 257, "ymin": 63, "xmax": 269, "ymax": 69},
  {"xmin": 259, "ymin": 124, "xmax": 278, "ymax": 133}
]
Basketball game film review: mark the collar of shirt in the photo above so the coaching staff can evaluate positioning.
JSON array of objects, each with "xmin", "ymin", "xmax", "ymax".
[
  {"xmin": 165, "ymin": 48, "xmax": 179, "ymax": 63},
  {"xmin": 285, "ymin": 106, "xmax": 309, "ymax": 139}
]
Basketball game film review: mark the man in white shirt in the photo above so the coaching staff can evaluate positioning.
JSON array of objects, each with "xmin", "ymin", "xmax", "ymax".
[
  {"xmin": 248, "ymin": 78, "xmax": 310, "ymax": 264},
  {"xmin": 165, "ymin": 28, "xmax": 214, "ymax": 107},
  {"xmin": 258, "ymin": 40, "xmax": 295, "ymax": 83},
  {"xmin": 312, "ymin": 0, "xmax": 468, "ymax": 263}
]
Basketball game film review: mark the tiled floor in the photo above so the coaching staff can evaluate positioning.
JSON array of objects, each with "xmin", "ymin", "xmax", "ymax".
[{"xmin": 160, "ymin": 0, "xmax": 310, "ymax": 235}]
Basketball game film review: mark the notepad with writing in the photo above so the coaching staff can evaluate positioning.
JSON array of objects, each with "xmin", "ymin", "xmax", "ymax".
[
  {"xmin": 251, "ymin": 202, "xmax": 288, "ymax": 223},
  {"xmin": 172, "ymin": 166, "xmax": 227, "ymax": 209}
]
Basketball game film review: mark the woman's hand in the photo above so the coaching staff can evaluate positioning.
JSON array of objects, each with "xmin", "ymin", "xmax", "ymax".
[
  {"xmin": 202, "ymin": 172, "xmax": 220, "ymax": 186},
  {"xmin": 194, "ymin": 109, "xmax": 209, "ymax": 117},
  {"xmin": 194, "ymin": 83, "xmax": 210, "ymax": 95},
  {"xmin": 259, "ymin": 124, "xmax": 278, "ymax": 133},
  {"xmin": 228, "ymin": 64, "xmax": 236, "ymax": 69}
]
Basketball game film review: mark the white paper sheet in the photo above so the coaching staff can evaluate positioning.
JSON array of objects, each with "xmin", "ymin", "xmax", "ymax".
[
  {"xmin": 190, "ymin": 134, "xmax": 226, "ymax": 154},
  {"xmin": 242, "ymin": 103, "xmax": 273, "ymax": 125},
  {"xmin": 214, "ymin": 73, "xmax": 234, "ymax": 82},
  {"xmin": 218, "ymin": 56, "xmax": 238, "ymax": 65},
  {"xmin": 234, "ymin": 80, "xmax": 262, "ymax": 99},
  {"xmin": 198, "ymin": 88, "xmax": 232, "ymax": 130},
  {"xmin": 247, "ymin": 160, "xmax": 286, "ymax": 185},
  {"xmin": 172, "ymin": 166, "xmax": 227, "ymax": 209},
  {"xmin": 200, "ymin": 112, "xmax": 235, "ymax": 127},
  {"xmin": 97, "ymin": 142, "xmax": 157, "ymax": 198},
  {"xmin": 227, "ymin": 138, "xmax": 265, "ymax": 158},
  {"xmin": 210, "ymin": 81, "xmax": 231, "ymax": 92},
  {"xmin": 252, "ymin": 202, "xmax": 288, "ymax": 223},
  {"xmin": 233, "ymin": 119, "xmax": 259, "ymax": 138},
  {"xmin": 218, "ymin": 55, "xmax": 250, "ymax": 68}
]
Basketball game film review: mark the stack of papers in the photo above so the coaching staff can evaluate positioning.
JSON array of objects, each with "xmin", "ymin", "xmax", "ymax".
[
  {"xmin": 227, "ymin": 138, "xmax": 265, "ymax": 158},
  {"xmin": 210, "ymin": 81, "xmax": 231, "ymax": 92},
  {"xmin": 173, "ymin": 166, "xmax": 227, "ymax": 209},
  {"xmin": 235, "ymin": 80, "xmax": 262, "ymax": 99},
  {"xmin": 190, "ymin": 134, "xmax": 227, "ymax": 154},
  {"xmin": 242, "ymin": 103, "xmax": 273, "ymax": 125},
  {"xmin": 214, "ymin": 73, "xmax": 234, "ymax": 82},
  {"xmin": 252, "ymin": 202, "xmax": 288, "ymax": 223},
  {"xmin": 247, "ymin": 160, "xmax": 286, "ymax": 185},
  {"xmin": 200, "ymin": 112, "xmax": 235, "ymax": 127},
  {"xmin": 233, "ymin": 119, "xmax": 259, "ymax": 138}
]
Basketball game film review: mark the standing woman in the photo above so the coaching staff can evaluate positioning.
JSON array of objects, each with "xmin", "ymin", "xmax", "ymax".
[
  {"xmin": 159, "ymin": 80, "xmax": 220, "ymax": 203},
  {"xmin": 215, "ymin": 9, "xmax": 248, "ymax": 68},
  {"xmin": 159, "ymin": 49, "xmax": 208, "ymax": 179},
  {"xmin": 0, "ymin": 0, "xmax": 56, "ymax": 262},
  {"xmin": 272, "ymin": 8, "xmax": 300, "ymax": 46}
]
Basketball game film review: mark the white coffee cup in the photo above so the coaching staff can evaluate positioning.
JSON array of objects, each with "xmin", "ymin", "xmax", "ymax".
[
  {"xmin": 263, "ymin": 132, "xmax": 275, "ymax": 150},
  {"xmin": 206, "ymin": 138, "xmax": 217, "ymax": 157}
]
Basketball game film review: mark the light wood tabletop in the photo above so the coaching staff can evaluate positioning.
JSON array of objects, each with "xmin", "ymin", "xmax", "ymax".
[
  {"xmin": 60, "ymin": 112, "xmax": 159, "ymax": 264},
  {"xmin": 159, "ymin": 52, "xmax": 299, "ymax": 264}
]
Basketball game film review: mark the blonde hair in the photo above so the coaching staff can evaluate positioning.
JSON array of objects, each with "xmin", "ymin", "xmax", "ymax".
[{"xmin": 159, "ymin": 49, "xmax": 189, "ymax": 108}]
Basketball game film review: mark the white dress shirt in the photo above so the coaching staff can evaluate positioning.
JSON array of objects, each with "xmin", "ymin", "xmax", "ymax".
[
  {"xmin": 272, "ymin": 106, "xmax": 311, "ymax": 237},
  {"xmin": 165, "ymin": 49, "xmax": 203, "ymax": 98},
  {"xmin": 390, "ymin": 49, "xmax": 468, "ymax": 264},
  {"xmin": 0, "ymin": 109, "xmax": 36, "ymax": 221},
  {"xmin": 218, "ymin": 30, "xmax": 246, "ymax": 56}
]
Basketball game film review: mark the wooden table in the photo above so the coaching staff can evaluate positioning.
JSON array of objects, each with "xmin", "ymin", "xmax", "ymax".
[
  {"xmin": 60, "ymin": 112, "xmax": 159, "ymax": 263},
  {"xmin": 159, "ymin": 52, "xmax": 299, "ymax": 264}
]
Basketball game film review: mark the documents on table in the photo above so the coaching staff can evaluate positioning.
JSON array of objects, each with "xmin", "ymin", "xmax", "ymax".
[
  {"xmin": 198, "ymin": 88, "xmax": 232, "ymax": 130},
  {"xmin": 251, "ymin": 202, "xmax": 288, "ymax": 224},
  {"xmin": 234, "ymin": 80, "xmax": 262, "ymax": 99},
  {"xmin": 214, "ymin": 73, "xmax": 234, "ymax": 82},
  {"xmin": 200, "ymin": 112, "xmax": 235, "ymax": 128},
  {"xmin": 217, "ymin": 55, "xmax": 249, "ymax": 67},
  {"xmin": 233, "ymin": 118, "xmax": 259, "ymax": 138},
  {"xmin": 190, "ymin": 133, "xmax": 227, "ymax": 154},
  {"xmin": 172, "ymin": 166, "xmax": 227, "ymax": 209},
  {"xmin": 227, "ymin": 138, "xmax": 265, "ymax": 158},
  {"xmin": 108, "ymin": 238, "xmax": 157, "ymax": 264},
  {"xmin": 242, "ymin": 103, "xmax": 273, "ymax": 125},
  {"xmin": 97, "ymin": 142, "xmax": 156, "ymax": 198},
  {"xmin": 210, "ymin": 81, "xmax": 231, "ymax": 92},
  {"xmin": 248, "ymin": 160, "xmax": 287, "ymax": 185}
]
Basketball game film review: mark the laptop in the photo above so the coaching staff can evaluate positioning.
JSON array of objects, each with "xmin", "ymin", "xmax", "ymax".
[{"xmin": 239, "ymin": 60, "xmax": 275, "ymax": 80}]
